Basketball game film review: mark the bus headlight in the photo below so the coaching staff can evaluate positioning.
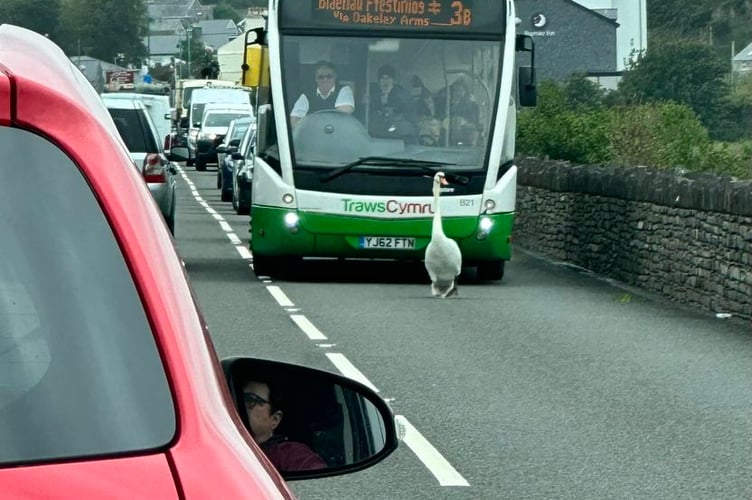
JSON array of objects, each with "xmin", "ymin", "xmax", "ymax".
[
  {"xmin": 284, "ymin": 212, "xmax": 300, "ymax": 234},
  {"xmin": 477, "ymin": 216, "xmax": 493, "ymax": 240}
]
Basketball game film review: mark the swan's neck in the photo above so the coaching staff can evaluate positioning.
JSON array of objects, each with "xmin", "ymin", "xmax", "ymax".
[{"xmin": 432, "ymin": 183, "xmax": 444, "ymax": 236}]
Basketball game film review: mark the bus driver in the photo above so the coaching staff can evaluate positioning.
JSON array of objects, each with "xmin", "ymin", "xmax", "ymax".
[{"xmin": 289, "ymin": 61, "xmax": 354, "ymax": 127}]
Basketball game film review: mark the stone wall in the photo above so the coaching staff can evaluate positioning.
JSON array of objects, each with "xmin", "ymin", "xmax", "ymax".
[{"xmin": 513, "ymin": 158, "xmax": 752, "ymax": 319}]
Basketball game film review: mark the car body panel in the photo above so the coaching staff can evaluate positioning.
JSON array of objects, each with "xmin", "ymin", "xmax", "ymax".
[
  {"xmin": 0, "ymin": 24, "xmax": 294, "ymax": 499},
  {"xmin": 0, "ymin": 455, "xmax": 180, "ymax": 499}
]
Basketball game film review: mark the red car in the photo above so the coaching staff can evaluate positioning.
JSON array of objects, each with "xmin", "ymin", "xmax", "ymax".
[{"xmin": 0, "ymin": 24, "xmax": 397, "ymax": 498}]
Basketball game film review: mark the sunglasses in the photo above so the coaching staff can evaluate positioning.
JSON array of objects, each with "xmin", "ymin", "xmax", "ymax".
[
  {"xmin": 317, "ymin": 73, "xmax": 334, "ymax": 80},
  {"xmin": 243, "ymin": 392, "xmax": 270, "ymax": 408}
]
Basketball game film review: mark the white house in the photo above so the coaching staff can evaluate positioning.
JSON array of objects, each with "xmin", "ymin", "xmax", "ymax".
[{"xmin": 571, "ymin": 0, "xmax": 648, "ymax": 70}]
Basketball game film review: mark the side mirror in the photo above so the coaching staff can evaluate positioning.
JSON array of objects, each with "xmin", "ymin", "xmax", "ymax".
[
  {"xmin": 216, "ymin": 145, "xmax": 227, "ymax": 154},
  {"xmin": 222, "ymin": 357, "xmax": 399, "ymax": 481},
  {"xmin": 168, "ymin": 146, "xmax": 189, "ymax": 162},
  {"xmin": 179, "ymin": 117, "xmax": 189, "ymax": 129},
  {"xmin": 229, "ymin": 138, "xmax": 241, "ymax": 147},
  {"xmin": 518, "ymin": 66, "xmax": 537, "ymax": 107},
  {"xmin": 231, "ymin": 152, "xmax": 244, "ymax": 161},
  {"xmin": 227, "ymin": 146, "xmax": 238, "ymax": 154}
]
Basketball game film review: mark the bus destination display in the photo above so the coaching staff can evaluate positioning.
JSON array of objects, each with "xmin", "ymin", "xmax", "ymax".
[{"xmin": 281, "ymin": 1, "xmax": 505, "ymax": 34}]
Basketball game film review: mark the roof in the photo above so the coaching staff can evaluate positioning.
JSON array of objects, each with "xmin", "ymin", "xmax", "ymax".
[
  {"xmin": 147, "ymin": 0, "xmax": 203, "ymax": 19},
  {"xmin": 145, "ymin": 34, "xmax": 182, "ymax": 56},
  {"xmin": 562, "ymin": 0, "xmax": 620, "ymax": 26},
  {"xmin": 733, "ymin": 41, "xmax": 752, "ymax": 62},
  {"xmin": 197, "ymin": 19, "xmax": 238, "ymax": 35}
]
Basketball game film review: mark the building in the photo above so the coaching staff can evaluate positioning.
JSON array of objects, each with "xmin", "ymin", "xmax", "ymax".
[
  {"xmin": 70, "ymin": 56, "xmax": 128, "ymax": 93},
  {"xmin": 733, "ymin": 41, "xmax": 752, "ymax": 77},
  {"xmin": 571, "ymin": 0, "xmax": 648, "ymax": 70},
  {"xmin": 516, "ymin": 0, "xmax": 618, "ymax": 83}
]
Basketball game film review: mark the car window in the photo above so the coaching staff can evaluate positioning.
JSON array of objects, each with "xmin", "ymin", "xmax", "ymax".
[
  {"xmin": 0, "ymin": 127, "xmax": 175, "ymax": 464},
  {"xmin": 205, "ymin": 113, "xmax": 251, "ymax": 127},
  {"xmin": 231, "ymin": 122, "xmax": 251, "ymax": 141},
  {"xmin": 108, "ymin": 107, "xmax": 159, "ymax": 153}
]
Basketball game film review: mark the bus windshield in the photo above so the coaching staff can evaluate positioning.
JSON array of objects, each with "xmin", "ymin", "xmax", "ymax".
[{"xmin": 282, "ymin": 36, "xmax": 501, "ymax": 171}]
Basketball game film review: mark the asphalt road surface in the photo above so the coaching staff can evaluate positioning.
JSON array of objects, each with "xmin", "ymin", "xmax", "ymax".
[{"xmin": 173, "ymin": 164, "xmax": 752, "ymax": 500}]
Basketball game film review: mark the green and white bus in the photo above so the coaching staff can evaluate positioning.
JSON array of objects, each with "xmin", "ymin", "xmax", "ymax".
[{"xmin": 248, "ymin": 0, "xmax": 536, "ymax": 279}]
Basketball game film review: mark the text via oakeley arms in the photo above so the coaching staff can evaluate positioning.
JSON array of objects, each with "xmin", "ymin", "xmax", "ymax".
[{"xmin": 316, "ymin": 0, "xmax": 473, "ymax": 28}]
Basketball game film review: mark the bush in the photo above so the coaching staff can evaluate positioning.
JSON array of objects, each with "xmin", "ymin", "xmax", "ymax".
[
  {"xmin": 608, "ymin": 102, "xmax": 710, "ymax": 170},
  {"xmin": 517, "ymin": 76, "xmax": 752, "ymax": 179}
]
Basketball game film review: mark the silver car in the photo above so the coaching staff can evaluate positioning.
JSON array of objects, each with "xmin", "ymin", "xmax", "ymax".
[{"xmin": 102, "ymin": 95, "xmax": 177, "ymax": 234}]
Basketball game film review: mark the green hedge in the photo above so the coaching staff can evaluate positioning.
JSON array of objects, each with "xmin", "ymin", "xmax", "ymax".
[{"xmin": 517, "ymin": 78, "xmax": 752, "ymax": 179}]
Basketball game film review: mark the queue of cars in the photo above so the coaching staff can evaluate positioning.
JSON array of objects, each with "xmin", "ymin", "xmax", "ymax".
[
  {"xmin": 0, "ymin": 24, "xmax": 397, "ymax": 497},
  {"xmin": 101, "ymin": 93, "xmax": 178, "ymax": 234}
]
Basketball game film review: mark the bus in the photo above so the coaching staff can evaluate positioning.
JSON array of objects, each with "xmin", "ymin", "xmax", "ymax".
[{"xmin": 247, "ymin": 0, "xmax": 536, "ymax": 280}]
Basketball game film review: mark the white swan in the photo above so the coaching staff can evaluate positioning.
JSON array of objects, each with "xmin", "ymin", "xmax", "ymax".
[{"xmin": 424, "ymin": 172, "xmax": 462, "ymax": 298}]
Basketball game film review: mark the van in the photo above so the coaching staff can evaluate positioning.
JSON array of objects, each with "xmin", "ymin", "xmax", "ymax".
[
  {"xmin": 195, "ymin": 102, "xmax": 254, "ymax": 170},
  {"xmin": 186, "ymin": 87, "xmax": 252, "ymax": 163}
]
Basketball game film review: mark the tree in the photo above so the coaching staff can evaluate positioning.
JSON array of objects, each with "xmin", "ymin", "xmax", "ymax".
[
  {"xmin": 616, "ymin": 37, "xmax": 730, "ymax": 138},
  {"xmin": 0, "ymin": 0, "xmax": 61, "ymax": 40},
  {"xmin": 58, "ymin": 0, "xmax": 148, "ymax": 65}
]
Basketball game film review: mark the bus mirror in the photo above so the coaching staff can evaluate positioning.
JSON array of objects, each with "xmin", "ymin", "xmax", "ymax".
[
  {"xmin": 242, "ymin": 45, "xmax": 269, "ymax": 88},
  {"xmin": 518, "ymin": 66, "xmax": 537, "ymax": 107},
  {"xmin": 515, "ymin": 34, "xmax": 533, "ymax": 52}
]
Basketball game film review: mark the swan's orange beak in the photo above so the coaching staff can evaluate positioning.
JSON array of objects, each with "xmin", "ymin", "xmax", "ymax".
[{"xmin": 440, "ymin": 177, "xmax": 448, "ymax": 186}]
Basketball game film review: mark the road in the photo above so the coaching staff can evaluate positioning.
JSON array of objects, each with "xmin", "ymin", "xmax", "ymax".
[{"xmin": 172, "ymin": 165, "xmax": 752, "ymax": 500}]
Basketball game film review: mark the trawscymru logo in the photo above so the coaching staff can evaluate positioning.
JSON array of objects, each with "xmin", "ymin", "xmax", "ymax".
[{"xmin": 342, "ymin": 198, "xmax": 434, "ymax": 215}]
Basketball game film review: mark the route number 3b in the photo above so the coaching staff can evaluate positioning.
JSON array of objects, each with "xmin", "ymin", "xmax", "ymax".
[{"xmin": 449, "ymin": 1, "xmax": 472, "ymax": 26}]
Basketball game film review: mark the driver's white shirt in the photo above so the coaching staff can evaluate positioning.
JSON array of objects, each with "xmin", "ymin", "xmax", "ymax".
[{"xmin": 290, "ymin": 85, "xmax": 354, "ymax": 118}]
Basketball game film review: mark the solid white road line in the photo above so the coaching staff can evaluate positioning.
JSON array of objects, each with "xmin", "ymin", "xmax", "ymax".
[
  {"xmin": 227, "ymin": 233, "xmax": 241, "ymax": 245},
  {"xmin": 266, "ymin": 285, "xmax": 294, "ymax": 307},
  {"xmin": 291, "ymin": 314, "xmax": 327, "ymax": 340},
  {"xmin": 394, "ymin": 415, "xmax": 470, "ymax": 487},
  {"xmin": 219, "ymin": 221, "xmax": 233, "ymax": 233},
  {"xmin": 325, "ymin": 353, "xmax": 378, "ymax": 392}
]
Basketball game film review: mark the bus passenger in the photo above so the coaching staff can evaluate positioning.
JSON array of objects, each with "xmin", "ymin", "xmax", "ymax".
[
  {"xmin": 289, "ymin": 61, "xmax": 354, "ymax": 127},
  {"xmin": 369, "ymin": 64, "xmax": 417, "ymax": 141},
  {"xmin": 410, "ymin": 75, "xmax": 435, "ymax": 119}
]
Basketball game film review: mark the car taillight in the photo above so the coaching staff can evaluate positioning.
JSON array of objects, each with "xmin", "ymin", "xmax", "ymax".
[{"xmin": 143, "ymin": 154, "xmax": 166, "ymax": 183}]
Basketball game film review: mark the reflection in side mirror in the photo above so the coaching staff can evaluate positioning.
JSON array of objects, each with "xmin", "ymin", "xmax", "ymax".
[
  {"xmin": 221, "ymin": 357, "xmax": 399, "ymax": 481},
  {"xmin": 168, "ymin": 147, "xmax": 189, "ymax": 162}
]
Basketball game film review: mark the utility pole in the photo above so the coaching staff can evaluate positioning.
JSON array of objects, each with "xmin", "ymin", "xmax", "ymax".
[{"xmin": 187, "ymin": 27, "xmax": 193, "ymax": 77}]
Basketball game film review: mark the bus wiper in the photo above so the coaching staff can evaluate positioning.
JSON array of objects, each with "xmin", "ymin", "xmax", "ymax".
[{"xmin": 320, "ymin": 156, "xmax": 463, "ymax": 183}]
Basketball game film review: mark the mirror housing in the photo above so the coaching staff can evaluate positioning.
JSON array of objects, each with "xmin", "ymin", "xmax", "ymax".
[
  {"xmin": 216, "ymin": 145, "xmax": 227, "ymax": 154},
  {"xmin": 179, "ymin": 117, "xmax": 189, "ymax": 129},
  {"xmin": 231, "ymin": 152, "xmax": 244, "ymax": 161},
  {"xmin": 168, "ymin": 147, "xmax": 189, "ymax": 162},
  {"xmin": 222, "ymin": 357, "xmax": 399, "ymax": 481},
  {"xmin": 229, "ymin": 138, "xmax": 241, "ymax": 147},
  {"xmin": 515, "ymin": 34, "xmax": 537, "ymax": 108},
  {"xmin": 518, "ymin": 66, "xmax": 537, "ymax": 107}
]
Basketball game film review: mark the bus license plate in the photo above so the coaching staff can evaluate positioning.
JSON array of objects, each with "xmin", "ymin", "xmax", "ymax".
[{"xmin": 359, "ymin": 236, "xmax": 416, "ymax": 249}]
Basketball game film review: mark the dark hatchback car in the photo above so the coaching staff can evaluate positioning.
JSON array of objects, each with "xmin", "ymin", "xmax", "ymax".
[
  {"xmin": 0, "ymin": 24, "xmax": 398, "ymax": 498},
  {"xmin": 232, "ymin": 123, "xmax": 257, "ymax": 215},
  {"xmin": 217, "ymin": 116, "xmax": 254, "ymax": 202}
]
